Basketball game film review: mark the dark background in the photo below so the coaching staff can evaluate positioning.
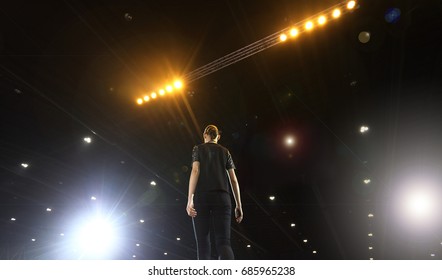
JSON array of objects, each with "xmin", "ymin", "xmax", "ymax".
[{"xmin": 1, "ymin": 0, "xmax": 442, "ymax": 259}]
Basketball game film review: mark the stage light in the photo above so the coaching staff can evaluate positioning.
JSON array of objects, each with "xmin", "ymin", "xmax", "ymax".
[
  {"xmin": 358, "ymin": 31, "xmax": 371, "ymax": 43},
  {"xmin": 159, "ymin": 89, "xmax": 166, "ymax": 96},
  {"xmin": 347, "ymin": 1, "xmax": 356, "ymax": 9},
  {"xmin": 150, "ymin": 181, "xmax": 157, "ymax": 186},
  {"xmin": 405, "ymin": 190, "xmax": 434, "ymax": 219},
  {"xmin": 164, "ymin": 252, "xmax": 168, "ymax": 255},
  {"xmin": 290, "ymin": 28, "xmax": 299, "ymax": 37},
  {"xmin": 174, "ymin": 80, "xmax": 183, "ymax": 89},
  {"xmin": 75, "ymin": 217, "xmax": 117, "ymax": 257},
  {"xmin": 247, "ymin": 244, "xmax": 251, "ymax": 248},
  {"xmin": 364, "ymin": 179, "xmax": 371, "ymax": 184},
  {"xmin": 285, "ymin": 135, "xmax": 296, "ymax": 147},
  {"xmin": 166, "ymin": 85, "xmax": 173, "ymax": 93},
  {"xmin": 31, "ymin": 238, "xmax": 36, "ymax": 242},
  {"xmin": 360, "ymin": 126, "xmax": 369, "ymax": 133},
  {"xmin": 269, "ymin": 196, "xmax": 276, "ymax": 201},
  {"xmin": 290, "ymin": 223, "xmax": 296, "ymax": 227},
  {"xmin": 91, "ymin": 196, "xmax": 97, "ymax": 201},
  {"xmin": 151, "ymin": 92, "xmax": 157, "ymax": 99},
  {"xmin": 83, "ymin": 137, "xmax": 92, "ymax": 144},
  {"xmin": 368, "ymin": 233, "xmax": 373, "ymax": 237},
  {"xmin": 10, "ymin": 217, "xmax": 16, "ymax": 221},
  {"xmin": 303, "ymin": 239, "xmax": 308, "ymax": 243},
  {"xmin": 139, "ymin": 219, "xmax": 145, "ymax": 223},
  {"xmin": 60, "ymin": 233, "xmax": 65, "ymax": 237},
  {"xmin": 176, "ymin": 237, "xmax": 181, "ymax": 241},
  {"xmin": 305, "ymin": 21, "xmax": 314, "ymax": 30},
  {"xmin": 431, "ymin": 253, "xmax": 435, "ymax": 257},
  {"xmin": 21, "ymin": 163, "xmax": 29, "ymax": 168},
  {"xmin": 136, "ymin": 243, "xmax": 140, "ymax": 247},
  {"xmin": 280, "ymin": 33, "xmax": 288, "ymax": 42},
  {"xmin": 136, "ymin": 98, "xmax": 143, "ymax": 105},
  {"xmin": 369, "ymin": 246, "xmax": 373, "ymax": 250},
  {"xmin": 46, "ymin": 208, "xmax": 52, "ymax": 212},
  {"xmin": 332, "ymin": 9, "xmax": 341, "ymax": 18},
  {"xmin": 313, "ymin": 250, "xmax": 317, "ymax": 254},
  {"xmin": 318, "ymin": 16, "xmax": 327, "ymax": 25},
  {"xmin": 370, "ymin": 258, "xmax": 374, "ymax": 260},
  {"xmin": 368, "ymin": 213, "xmax": 374, "ymax": 218},
  {"xmin": 143, "ymin": 95, "xmax": 150, "ymax": 102},
  {"xmin": 133, "ymin": 255, "xmax": 136, "ymax": 258}
]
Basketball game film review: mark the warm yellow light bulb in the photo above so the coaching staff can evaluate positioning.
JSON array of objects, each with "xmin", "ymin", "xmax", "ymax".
[
  {"xmin": 159, "ymin": 89, "xmax": 165, "ymax": 96},
  {"xmin": 332, "ymin": 9, "xmax": 341, "ymax": 18},
  {"xmin": 347, "ymin": 1, "xmax": 356, "ymax": 9},
  {"xmin": 143, "ymin": 95, "xmax": 150, "ymax": 102},
  {"xmin": 166, "ymin": 85, "xmax": 173, "ymax": 92},
  {"xmin": 290, "ymin": 28, "xmax": 299, "ymax": 37},
  {"xmin": 151, "ymin": 92, "xmax": 157, "ymax": 99},
  {"xmin": 318, "ymin": 16, "xmax": 327, "ymax": 25},
  {"xmin": 280, "ymin": 33, "xmax": 288, "ymax": 42},
  {"xmin": 305, "ymin": 21, "xmax": 314, "ymax": 30},
  {"xmin": 174, "ymin": 80, "xmax": 183, "ymax": 89},
  {"xmin": 137, "ymin": 98, "xmax": 143, "ymax": 105}
]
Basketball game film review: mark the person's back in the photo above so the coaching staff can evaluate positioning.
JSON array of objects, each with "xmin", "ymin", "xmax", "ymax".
[{"xmin": 186, "ymin": 125, "xmax": 243, "ymax": 259}]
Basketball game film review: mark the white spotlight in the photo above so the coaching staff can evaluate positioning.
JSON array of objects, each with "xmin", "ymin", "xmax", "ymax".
[
  {"xmin": 90, "ymin": 196, "xmax": 97, "ymax": 201},
  {"xmin": 405, "ymin": 190, "xmax": 434, "ymax": 219},
  {"xmin": 176, "ymin": 237, "xmax": 181, "ymax": 241},
  {"xmin": 285, "ymin": 136, "xmax": 295, "ymax": 147},
  {"xmin": 303, "ymin": 239, "xmax": 308, "ymax": 243},
  {"xmin": 269, "ymin": 196, "xmax": 276, "ymax": 201},
  {"xmin": 31, "ymin": 238, "xmax": 36, "ymax": 242},
  {"xmin": 150, "ymin": 181, "xmax": 157, "ymax": 186},
  {"xmin": 290, "ymin": 223, "xmax": 296, "ymax": 227},
  {"xmin": 84, "ymin": 137, "xmax": 92, "ymax": 144},
  {"xmin": 10, "ymin": 217, "xmax": 16, "ymax": 221},
  {"xmin": 46, "ymin": 208, "xmax": 52, "ymax": 212},
  {"xmin": 75, "ymin": 217, "xmax": 116, "ymax": 257},
  {"xmin": 139, "ymin": 219, "xmax": 145, "ymax": 223},
  {"xmin": 364, "ymin": 179, "xmax": 371, "ymax": 184},
  {"xmin": 360, "ymin": 126, "xmax": 369, "ymax": 134},
  {"xmin": 21, "ymin": 163, "xmax": 29, "ymax": 168},
  {"xmin": 247, "ymin": 244, "xmax": 251, "ymax": 248}
]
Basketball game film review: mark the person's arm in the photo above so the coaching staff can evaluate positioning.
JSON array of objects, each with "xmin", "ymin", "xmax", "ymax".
[
  {"xmin": 186, "ymin": 161, "xmax": 200, "ymax": 217},
  {"xmin": 228, "ymin": 168, "xmax": 243, "ymax": 223}
]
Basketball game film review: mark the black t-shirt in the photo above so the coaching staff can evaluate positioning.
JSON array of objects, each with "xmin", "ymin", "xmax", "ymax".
[{"xmin": 191, "ymin": 143, "xmax": 235, "ymax": 193}]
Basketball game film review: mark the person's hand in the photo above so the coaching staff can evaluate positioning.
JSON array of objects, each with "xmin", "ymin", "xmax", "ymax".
[
  {"xmin": 186, "ymin": 202, "xmax": 197, "ymax": 218},
  {"xmin": 235, "ymin": 206, "xmax": 243, "ymax": 223}
]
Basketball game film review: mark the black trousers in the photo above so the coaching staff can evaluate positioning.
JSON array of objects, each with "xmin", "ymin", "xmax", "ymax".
[{"xmin": 193, "ymin": 191, "xmax": 234, "ymax": 260}]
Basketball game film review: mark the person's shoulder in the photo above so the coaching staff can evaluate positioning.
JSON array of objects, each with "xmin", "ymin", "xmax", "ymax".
[{"xmin": 216, "ymin": 144, "xmax": 230, "ymax": 152}]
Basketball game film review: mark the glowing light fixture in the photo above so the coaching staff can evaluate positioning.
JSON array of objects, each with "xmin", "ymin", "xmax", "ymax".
[
  {"xmin": 91, "ymin": 196, "xmax": 97, "ymax": 201},
  {"xmin": 164, "ymin": 252, "xmax": 168, "ymax": 255},
  {"xmin": 369, "ymin": 246, "xmax": 373, "ymax": 250},
  {"xmin": 31, "ymin": 238, "xmax": 36, "ymax": 242},
  {"xmin": 360, "ymin": 126, "xmax": 369, "ymax": 133},
  {"xmin": 347, "ymin": 1, "xmax": 356, "ymax": 9},
  {"xmin": 75, "ymin": 217, "xmax": 117, "ymax": 256},
  {"xmin": 305, "ymin": 21, "xmax": 314, "ymax": 30},
  {"xmin": 313, "ymin": 250, "xmax": 317, "ymax": 254},
  {"xmin": 364, "ymin": 179, "xmax": 371, "ymax": 184},
  {"xmin": 285, "ymin": 136, "xmax": 295, "ymax": 147},
  {"xmin": 166, "ymin": 85, "xmax": 173, "ymax": 93},
  {"xmin": 150, "ymin": 181, "xmax": 157, "ymax": 186},
  {"xmin": 318, "ymin": 16, "xmax": 327, "ymax": 25},
  {"xmin": 159, "ymin": 89, "xmax": 166, "ymax": 96},
  {"xmin": 174, "ymin": 80, "xmax": 183, "ymax": 89},
  {"xmin": 139, "ymin": 219, "xmax": 145, "ymax": 223},
  {"xmin": 143, "ymin": 96, "xmax": 150, "ymax": 102},
  {"xmin": 83, "ymin": 137, "xmax": 92, "ymax": 144},
  {"xmin": 290, "ymin": 223, "xmax": 296, "ymax": 227},
  {"xmin": 333, "ymin": 9, "xmax": 342, "ymax": 18},
  {"xmin": 290, "ymin": 28, "xmax": 299, "ymax": 37},
  {"xmin": 11, "ymin": 217, "xmax": 16, "ymax": 221},
  {"xmin": 136, "ymin": 98, "xmax": 143, "ymax": 105},
  {"xmin": 405, "ymin": 190, "xmax": 434, "ymax": 219},
  {"xmin": 176, "ymin": 237, "xmax": 181, "ymax": 241},
  {"xmin": 247, "ymin": 244, "xmax": 251, "ymax": 248},
  {"xmin": 368, "ymin": 233, "xmax": 373, "ymax": 237},
  {"xmin": 280, "ymin": 33, "xmax": 288, "ymax": 42},
  {"xmin": 46, "ymin": 208, "xmax": 52, "ymax": 212},
  {"xmin": 303, "ymin": 239, "xmax": 308, "ymax": 243},
  {"xmin": 368, "ymin": 213, "xmax": 374, "ymax": 218},
  {"xmin": 269, "ymin": 196, "xmax": 276, "ymax": 201},
  {"xmin": 21, "ymin": 163, "xmax": 29, "ymax": 168},
  {"xmin": 136, "ymin": 243, "xmax": 140, "ymax": 247}
]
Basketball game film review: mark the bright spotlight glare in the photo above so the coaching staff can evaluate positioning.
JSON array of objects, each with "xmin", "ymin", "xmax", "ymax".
[
  {"xmin": 269, "ymin": 196, "xmax": 276, "ymax": 201},
  {"xmin": 364, "ymin": 179, "xmax": 371, "ymax": 184},
  {"xmin": 166, "ymin": 85, "xmax": 173, "ymax": 93},
  {"xmin": 360, "ymin": 126, "xmax": 369, "ymax": 133},
  {"xmin": 174, "ymin": 80, "xmax": 183, "ymax": 89},
  {"xmin": 159, "ymin": 89, "xmax": 166, "ymax": 96},
  {"xmin": 305, "ymin": 21, "xmax": 314, "ymax": 30},
  {"xmin": 136, "ymin": 98, "xmax": 143, "ymax": 105},
  {"xmin": 318, "ymin": 16, "xmax": 327, "ymax": 25},
  {"xmin": 21, "ymin": 163, "xmax": 29, "ymax": 168},
  {"xmin": 347, "ymin": 1, "xmax": 356, "ymax": 9},
  {"xmin": 405, "ymin": 190, "xmax": 434, "ymax": 218},
  {"xmin": 332, "ymin": 9, "xmax": 341, "ymax": 18},
  {"xmin": 76, "ymin": 218, "xmax": 116, "ymax": 256},
  {"xmin": 290, "ymin": 28, "xmax": 299, "ymax": 37},
  {"xmin": 280, "ymin": 33, "xmax": 288, "ymax": 42},
  {"xmin": 83, "ymin": 137, "xmax": 92, "ymax": 144},
  {"xmin": 151, "ymin": 92, "xmax": 157, "ymax": 99}
]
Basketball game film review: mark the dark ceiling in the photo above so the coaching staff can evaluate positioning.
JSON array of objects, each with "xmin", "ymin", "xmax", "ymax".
[{"xmin": 1, "ymin": 0, "xmax": 442, "ymax": 260}]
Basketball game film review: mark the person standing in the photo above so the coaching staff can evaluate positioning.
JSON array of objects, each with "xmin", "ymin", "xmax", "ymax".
[{"xmin": 186, "ymin": 124, "xmax": 243, "ymax": 259}]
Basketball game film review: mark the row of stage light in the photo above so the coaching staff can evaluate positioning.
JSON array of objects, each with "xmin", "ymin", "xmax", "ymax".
[{"xmin": 135, "ymin": 1, "xmax": 358, "ymax": 106}]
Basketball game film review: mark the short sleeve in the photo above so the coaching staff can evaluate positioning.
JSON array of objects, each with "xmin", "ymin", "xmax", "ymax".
[
  {"xmin": 191, "ymin": 145, "xmax": 199, "ymax": 163},
  {"xmin": 226, "ymin": 150, "xmax": 235, "ymax": 169}
]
